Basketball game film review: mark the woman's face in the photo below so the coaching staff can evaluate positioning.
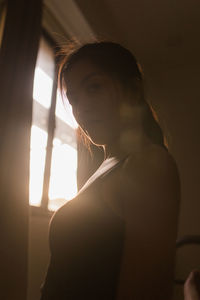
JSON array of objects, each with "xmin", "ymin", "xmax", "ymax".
[{"xmin": 64, "ymin": 59, "xmax": 123, "ymax": 146}]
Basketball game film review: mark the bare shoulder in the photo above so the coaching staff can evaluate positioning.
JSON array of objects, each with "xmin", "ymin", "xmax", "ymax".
[
  {"xmin": 124, "ymin": 144, "xmax": 178, "ymax": 174},
  {"xmin": 122, "ymin": 144, "xmax": 180, "ymax": 185},
  {"xmin": 116, "ymin": 145, "xmax": 180, "ymax": 300},
  {"xmin": 119, "ymin": 144, "xmax": 181, "ymax": 212}
]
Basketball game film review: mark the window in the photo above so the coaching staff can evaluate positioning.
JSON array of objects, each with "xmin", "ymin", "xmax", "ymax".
[{"xmin": 29, "ymin": 35, "xmax": 78, "ymax": 211}]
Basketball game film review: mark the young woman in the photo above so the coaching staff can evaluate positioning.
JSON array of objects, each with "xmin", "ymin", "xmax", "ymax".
[{"xmin": 41, "ymin": 41, "xmax": 183, "ymax": 300}]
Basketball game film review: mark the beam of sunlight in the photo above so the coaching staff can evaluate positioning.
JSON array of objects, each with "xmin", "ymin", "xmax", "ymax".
[
  {"xmin": 48, "ymin": 139, "xmax": 78, "ymax": 211},
  {"xmin": 33, "ymin": 67, "xmax": 53, "ymax": 109},
  {"xmin": 29, "ymin": 125, "xmax": 48, "ymax": 206}
]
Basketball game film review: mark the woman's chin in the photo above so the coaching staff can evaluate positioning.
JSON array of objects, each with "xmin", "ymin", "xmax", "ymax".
[{"xmin": 82, "ymin": 123, "xmax": 119, "ymax": 147}]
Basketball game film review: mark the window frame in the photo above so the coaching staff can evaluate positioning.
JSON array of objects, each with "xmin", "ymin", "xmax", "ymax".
[{"xmin": 30, "ymin": 29, "xmax": 77, "ymax": 214}]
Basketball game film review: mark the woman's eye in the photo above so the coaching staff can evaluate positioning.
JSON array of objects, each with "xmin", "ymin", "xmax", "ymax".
[{"xmin": 86, "ymin": 83, "xmax": 102, "ymax": 93}]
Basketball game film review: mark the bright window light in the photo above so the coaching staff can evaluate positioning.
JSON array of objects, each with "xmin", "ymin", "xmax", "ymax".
[
  {"xmin": 33, "ymin": 67, "xmax": 53, "ymax": 109},
  {"xmin": 29, "ymin": 125, "xmax": 48, "ymax": 206},
  {"xmin": 30, "ymin": 37, "xmax": 78, "ymax": 210},
  {"xmin": 48, "ymin": 141, "xmax": 78, "ymax": 211}
]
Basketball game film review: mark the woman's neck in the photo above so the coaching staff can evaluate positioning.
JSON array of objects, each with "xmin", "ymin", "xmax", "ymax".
[{"xmin": 103, "ymin": 128, "xmax": 150, "ymax": 160}]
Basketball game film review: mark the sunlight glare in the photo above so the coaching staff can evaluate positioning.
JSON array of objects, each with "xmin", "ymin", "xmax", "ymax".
[
  {"xmin": 48, "ymin": 141, "xmax": 78, "ymax": 211},
  {"xmin": 29, "ymin": 125, "xmax": 48, "ymax": 206},
  {"xmin": 33, "ymin": 67, "xmax": 53, "ymax": 109}
]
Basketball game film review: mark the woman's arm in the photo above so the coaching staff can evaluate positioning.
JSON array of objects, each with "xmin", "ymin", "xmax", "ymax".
[{"xmin": 116, "ymin": 145, "xmax": 180, "ymax": 300}]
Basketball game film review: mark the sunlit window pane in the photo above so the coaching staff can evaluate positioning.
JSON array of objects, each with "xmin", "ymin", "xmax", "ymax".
[
  {"xmin": 33, "ymin": 37, "xmax": 54, "ymax": 108},
  {"xmin": 30, "ymin": 37, "xmax": 54, "ymax": 207},
  {"xmin": 48, "ymin": 90, "xmax": 78, "ymax": 211},
  {"xmin": 48, "ymin": 141, "xmax": 78, "ymax": 211},
  {"xmin": 29, "ymin": 126, "xmax": 48, "ymax": 207},
  {"xmin": 33, "ymin": 67, "xmax": 53, "ymax": 108},
  {"xmin": 30, "ymin": 36, "xmax": 78, "ymax": 211},
  {"xmin": 36, "ymin": 37, "xmax": 55, "ymax": 79}
]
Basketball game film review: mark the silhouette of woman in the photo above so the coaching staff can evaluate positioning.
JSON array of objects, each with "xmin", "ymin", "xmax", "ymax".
[{"xmin": 41, "ymin": 42, "xmax": 199, "ymax": 300}]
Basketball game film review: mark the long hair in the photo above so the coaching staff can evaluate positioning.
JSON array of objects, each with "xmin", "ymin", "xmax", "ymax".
[{"xmin": 58, "ymin": 41, "xmax": 168, "ymax": 150}]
